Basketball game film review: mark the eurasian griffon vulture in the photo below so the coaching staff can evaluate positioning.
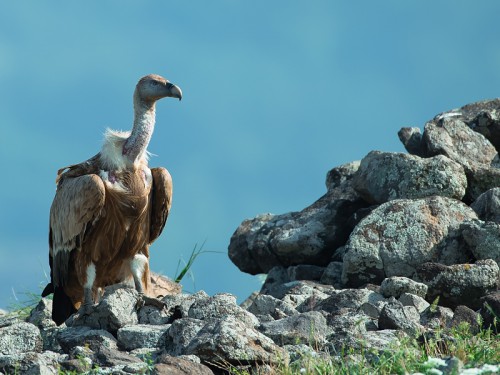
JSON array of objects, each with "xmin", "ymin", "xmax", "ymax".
[{"xmin": 42, "ymin": 74, "xmax": 182, "ymax": 325}]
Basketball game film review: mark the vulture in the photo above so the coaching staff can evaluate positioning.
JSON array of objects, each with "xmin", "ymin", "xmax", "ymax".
[{"xmin": 42, "ymin": 74, "xmax": 182, "ymax": 325}]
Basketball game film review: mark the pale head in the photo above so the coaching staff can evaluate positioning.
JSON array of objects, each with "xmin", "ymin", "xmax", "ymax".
[{"xmin": 134, "ymin": 74, "xmax": 182, "ymax": 103}]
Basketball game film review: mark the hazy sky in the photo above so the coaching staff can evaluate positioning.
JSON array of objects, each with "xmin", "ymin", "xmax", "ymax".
[{"xmin": 1, "ymin": 1, "xmax": 500, "ymax": 310}]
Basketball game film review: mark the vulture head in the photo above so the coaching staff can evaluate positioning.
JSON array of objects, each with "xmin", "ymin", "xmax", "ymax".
[{"xmin": 135, "ymin": 74, "xmax": 183, "ymax": 103}]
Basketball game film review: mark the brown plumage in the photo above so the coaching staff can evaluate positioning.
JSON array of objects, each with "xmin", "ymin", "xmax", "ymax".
[{"xmin": 42, "ymin": 74, "xmax": 181, "ymax": 325}]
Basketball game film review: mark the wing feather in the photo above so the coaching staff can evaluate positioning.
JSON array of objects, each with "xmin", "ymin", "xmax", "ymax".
[
  {"xmin": 49, "ymin": 174, "xmax": 105, "ymax": 287},
  {"xmin": 149, "ymin": 167, "xmax": 173, "ymax": 243}
]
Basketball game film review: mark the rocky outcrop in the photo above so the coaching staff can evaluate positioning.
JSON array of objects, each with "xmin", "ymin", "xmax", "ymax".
[{"xmin": 3, "ymin": 99, "xmax": 500, "ymax": 374}]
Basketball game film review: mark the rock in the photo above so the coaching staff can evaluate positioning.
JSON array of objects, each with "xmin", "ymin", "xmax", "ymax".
[
  {"xmin": 470, "ymin": 187, "xmax": 500, "ymax": 222},
  {"xmin": 449, "ymin": 305, "xmax": 481, "ymax": 334},
  {"xmin": 245, "ymin": 294, "xmax": 298, "ymax": 321},
  {"xmin": 380, "ymin": 277, "xmax": 428, "ymax": 298},
  {"xmin": 185, "ymin": 315, "xmax": 288, "ymax": 367},
  {"xmin": 0, "ymin": 351, "xmax": 65, "ymax": 375},
  {"xmin": 66, "ymin": 284, "xmax": 139, "ymax": 334},
  {"xmin": 342, "ymin": 196, "xmax": 477, "ymax": 287},
  {"xmin": 320, "ymin": 261, "xmax": 343, "ymax": 287},
  {"xmin": 461, "ymin": 220, "xmax": 500, "ymax": 265},
  {"xmin": 398, "ymin": 127, "xmax": 424, "ymax": 156},
  {"xmin": 464, "ymin": 164, "xmax": 500, "ymax": 202},
  {"xmin": 378, "ymin": 301, "xmax": 422, "ymax": 335},
  {"xmin": 188, "ymin": 293, "xmax": 259, "ymax": 328},
  {"xmin": 287, "ymin": 265, "xmax": 325, "ymax": 281},
  {"xmin": 57, "ymin": 326, "xmax": 118, "ymax": 353},
  {"xmin": 421, "ymin": 116, "xmax": 497, "ymax": 170},
  {"xmin": 480, "ymin": 291, "xmax": 500, "ymax": 331},
  {"xmin": 148, "ymin": 271, "xmax": 182, "ymax": 298},
  {"xmin": 352, "ymin": 151, "xmax": 466, "ymax": 204},
  {"xmin": 163, "ymin": 291, "xmax": 210, "ymax": 319},
  {"xmin": 420, "ymin": 304, "xmax": 454, "ymax": 329},
  {"xmin": 27, "ymin": 299, "xmax": 62, "ymax": 352},
  {"xmin": 0, "ymin": 322, "xmax": 43, "ymax": 355},
  {"xmin": 259, "ymin": 311, "xmax": 329, "ymax": 347},
  {"xmin": 92, "ymin": 345, "xmax": 143, "ymax": 368},
  {"xmin": 325, "ymin": 161, "xmax": 360, "ymax": 191},
  {"xmin": 155, "ymin": 353, "xmax": 214, "ymax": 375},
  {"xmin": 315, "ymin": 288, "xmax": 384, "ymax": 315},
  {"xmin": 117, "ymin": 324, "xmax": 170, "ymax": 351},
  {"xmin": 164, "ymin": 318, "xmax": 205, "ymax": 356},
  {"xmin": 398, "ymin": 293, "xmax": 430, "ymax": 313},
  {"xmin": 416, "ymin": 260, "xmax": 499, "ymax": 310},
  {"xmin": 228, "ymin": 169, "xmax": 367, "ymax": 274}
]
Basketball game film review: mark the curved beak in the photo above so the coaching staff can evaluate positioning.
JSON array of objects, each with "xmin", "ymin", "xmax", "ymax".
[{"xmin": 166, "ymin": 83, "xmax": 182, "ymax": 101}]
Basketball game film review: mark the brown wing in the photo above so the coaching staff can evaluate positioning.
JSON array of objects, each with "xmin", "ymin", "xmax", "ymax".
[
  {"xmin": 49, "ymin": 174, "xmax": 105, "ymax": 287},
  {"xmin": 149, "ymin": 167, "xmax": 173, "ymax": 243}
]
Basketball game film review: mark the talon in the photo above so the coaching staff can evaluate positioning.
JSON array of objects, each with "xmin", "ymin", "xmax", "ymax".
[{"xmin": 136, "ymin": 293, "xmax": 166, "ymax": 310}]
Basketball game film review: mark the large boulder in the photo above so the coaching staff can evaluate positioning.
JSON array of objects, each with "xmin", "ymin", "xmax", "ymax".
[
  {"xmin": 470, "ymin": 187, "xmax": 500, "ymax": 222},
  {"xmin": 352, "ymin": 151, "xmax": 466, "ymax": 204},
  {"xmin": 228, "ymin": 162, "xmax": 367, "ymax": 274},
  {"xmin": 460, "ymin": 220, "xmax": 500, "ymax": 265},
  {"xmin": 0, "ymin": 321, "xmax": 43, "ymax": 355},
  {"xmin": 342, "ymin": 196, "xmax": 477, "ymax": 286}
]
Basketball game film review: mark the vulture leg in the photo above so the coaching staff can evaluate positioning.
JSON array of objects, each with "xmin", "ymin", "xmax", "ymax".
[
  {"xmin": 78, "ymin": 263, "xmax": 97, "ymax": 317},
  {"xmin": 131, "ymin": 254, "xmax": 166, "ymax": 309}
]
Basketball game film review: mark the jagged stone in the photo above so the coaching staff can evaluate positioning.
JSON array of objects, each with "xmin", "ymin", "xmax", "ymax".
[
  {"xmin": 449, "ymin": 305, "xmax": 481, "ymax": 334},
  {"xmin": 0, "ymin": 322, "xmax": 43, "ymax": 355},
  {"xmin": 155, "ymin": 353, "xmax": 214, "ymax": 375},
  {"xmin": 480, "ymin": 291, "xmax": 500, "ymax": 332},
  {"xmin": 398, "ymin": 127, "xmax": 424, "ymax": 156},
  {"xmin": 380, "ymin": 276, "xmax": 428, "ymax": 299},
  {"xmin": 315, "ymin": 288, "xmax": 384, "ymax": 315},
  {"xmin": 378, "ymin": 301, "xmax": 422, "ymax": 335},
  {"xmin": 320, "ymin": 261, "xmax": 343, "ymax": 288},
  {"xmin": 398, "ymin": 293, "xmax": 430, "ymax": 313},
  {"xmin": 461, "ymin": 220, "xmax": 500, "ymax": 265},
  {"xmin": 420, "ymin": 304, "xmax": 454, "ymax": 330},
  {"xmin": 470, "ymin": 187, "xmax": 500, "ymax": 222},
  {"xmin": 148, "ymin": 271, "xmax": 182, "ymax": 298},
  {"xmin": 163, "ymin": 291, "xmax": 210, "ymax": 319},
  {"xmin": 117, "ymin": 324, "xmax": 170, "ymax": 351},
  {"xmin": 228, "ymin": 171, "xmax": 368, "ymax": 274},
  {"xmin": 185, "ymin": 315, "xmax": 288, "ymax": 367},
  {"xmin": 342, "ymin": 196, "xmax": 477, "ymax": 287},
  {"xmin": 416, "ymin": 260, "xmax": 499, "ymax": 310},
  {"xmin": 287, "ymin": 265, "xmax": 325, "ymax": 281},
  {"xmin": 325, "ymin": 160, "xmax": 360, "ymax": 191},
  {"xmin": 57, "ymin": 326, "xmax": 118, "ymax": 353},
  {"xmin": 164, "ymin": 318, "xmax": 205, "ymax": 356},
  {"xmin": 259, "ymin": 311, "xmax": 329, "ymax": 347},
  {"xmin": 92, "ymin": 345, "xmax": 143, "ymax": 368},
  {"xmin": 245, "ymin": 294, "xmax": 298, "ymax": 321},
  {"xmin": 0, "ymin": 351, "xmax": 65, "ymax": 375},
  {"xmin": 353, "ymin": 151, "xmax": 466, "ymax": 204},
  {"xmin": 188, "ymin": 293, "xmax": 259, "ymax": 327},
  {"xmin": 66, "ymin": 284, "xmax": 139, "ymax": 334},
  {"xmin": 27, "ymin": 299, "xmax": 62, "ymax": 352}
]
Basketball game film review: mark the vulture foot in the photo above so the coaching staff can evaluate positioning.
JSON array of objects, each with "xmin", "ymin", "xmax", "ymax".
[{"xmin": 136, "ymin": 293, "xmax": 166, "ymax": 310}]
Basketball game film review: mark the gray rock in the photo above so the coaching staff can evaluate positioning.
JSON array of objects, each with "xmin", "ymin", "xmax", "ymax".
[
  {"xmin": 464, "ymin": 164, "xmax": 500, "ymax": 202},
  {"xmin": 480, "ymin": 291, "xmax": 500, "ymax": 332},
  {"xmin": 378, "ymin": 301, "xmax": 422, "ymax": 335},
  {"xmin": 164, "ymin": 318, "xmax": 205, "ymax": 356},
  {"xmin": 188, "ymin": 293, "xmax": 259, "ymax": 328},
  {"xmin": 0, "ymin": 322, "xmax": 43, "ymax": 355},
  {"xmin": 138, "ymin": 305, "xmax": 171, "ymax": 325},
  {"xmin": 262, "ymin": 278, "xmax": 335, "ymax": 309},
  {"xmin": 320, "ymin": 261, "xmax": 343, "ymax": 287},
  {"xmin": 352, "ymin": 151, "xmax": 466, "ymax": 204},
  {"xmin": 245, "ymin": 294, "xmax": 298, "ymax": 320},
  {"xmin": 461, "ymin": 220, "xmax": 500, "ymax": 265},
  {"xmin": 449, "ymin": 305, "xmax": 481, "ymax": 334},
  {"xmin": 287, "ymin": 265, "xmax": 325, "ymax": 281},
  {"xmin": 117, "ymin": 324, "xmax": 170, "ymax": 351},
  {"xmin": 380, "ymin": 276, "xmax": 428, "ymax": 298},
  {"xmin": 420, "ymin": 304, "xmax": 454, "ymax": 330},
  {"xmin": 470, "ymin": 187, "xmax": 500, "ymax": 222},
  {"xmin": 398, "ymin": 293, "xmax": 430, "ymax": 313},
  {"xmin": 422, "ymin": 116, "xmax": 497, "ymax": 170},
  {"xmin": 325, "ymin": 161, "xmax": 360, "ymax": 191},
  {"xmin": 92, "ymin": 345, "xmax": 143, "ymax": 368},
  {"xmin": 315, "ymin": 288, "xmax": 385, "ymax": 315},
  {"xmin": 228, "ymin": 173, "xmax": 367, "ymax": 274},
  {"xmin": 155, "ymin": 353, "xmax": 214, "ymax": 375},
  {"xmin": 342, "ymin": 196, "xmax": 477, "ymax": 287},
  {"xmin": 259, "ymin": 311, "xmax": 329, "ymax": 347},
  {"xmin": 27, "ymin": 299, "xmax": 62, "ymax": 352},
  {"xmin": 67, "ymin": 284, "xmax": 139, "ymax": 334},
  {"xmin": 163, "ymin": 291, "xmax": 210, "ymax": 319},
  {"xmin": 57, "ymin": 326, "xmax": 118, "ymax": 353},
  {"xmin": 0, "ymin": 351, "xmax": 65, "ymax": 375},
  {"xmin": 185, "ymin": 315, "xmax": 288, "ymax": 367},
  {"xmin": 398, "ymin": 127, "xmax": 424, "ymax": 156},
  {"xmin": 416, "ymin": 260, "xmax": 499, "ymax": 310}
]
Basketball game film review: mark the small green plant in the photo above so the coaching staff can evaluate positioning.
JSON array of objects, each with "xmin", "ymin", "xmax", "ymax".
[{"xmin": 174, "ymin": 241, "xmax": 223, "ymax": 284}]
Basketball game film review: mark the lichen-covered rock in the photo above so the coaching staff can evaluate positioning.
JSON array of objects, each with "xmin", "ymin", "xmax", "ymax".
[
  {"xmin": 57, "ymin": 326, "xmax": 118, "ymax": 353},
  {"xmin": 398, "ymin": 293, "xmax": 430, "ymax": 313},
  {"xmin": 315, "ymin": 288, "xmax": 384, "ymax": 315},
  {"xmin": 245, "ymin": 294, "xmax": 298, "ymax": 321},
  {"xmin": 155, "ymin": 354, "xmax": 215, "ymax": 375},
  {"xmin": 449, "ymin": 305, "xmax": 481, "ymax": 334},
  {"xmin": 415, "ymin": 260, "xmax": 500, "ymax": 310},
  {"xmin": 470, "ymin": 187, "xmax": 500, "ymax": 222},
  {"xmin": 480, "ymin": 291, "xmax": 500, "ymax": 331},
  {"xmin": 188, "ymin": 293, "xmax": 259, "ymax": 327},
  {"xmin": 0, "ymin": 351, "xmax": 65, "ymax": 375},
  {"xmin": 398, "ymin": 127, "xmax": 424, "ymax": 156},
  {"xmin": 0, "ymin": 322, "xmax": 43, "ymax": 355},
  {"xmin": 342, "ymin": 196, "xmax": 477, "ymax": 287},
  {"xmin": 352, "ymin": 151, "xmax": 466, "ymax": 204},
  {"xmin": 380, "ymin": 277, "xmax": 428, "ymax": 299},
  {"xmin": 186, "ymin": 315, "xmax": 288, "ymax": 367},
  {"xmin": 420, "ymin": 305, "xmax": 454, "ymax": 329},
  {"xmin": 117, "ymin": 324, "xmax": 170, "ymax": 351},
  {"xmin": 28, "ymin": 298, "xmax": 63, "ymax": 352},
  {"xmin": 461, "ymin": 220, "xmax": 500, "ymax": 265},
  {"xmin": 325, "ymin": 161, "xmax": 360, "ymax": 191},
  {"xmin": 378, "ymin": 301, "xmax": 422, "ymax": 335},
  {"xmin": 259, "ymin": 311, "xmax": 329, "ymax": 347},
  {"xmin": 320, "ymin": 261, "xmax": 343, "ymax": 287},
  {"xmin": 163, "ymin": 291, "xmax": 210, "ymax": 319},
  {"xmin": 228, "ymin": 169, "xmax": 368, "ymax": 274},
  {"xmin": 164, "ymin": 318, "xmax": 205, "ymax": 356}
]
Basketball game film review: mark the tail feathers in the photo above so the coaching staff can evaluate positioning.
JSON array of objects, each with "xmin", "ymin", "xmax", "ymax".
[{"xmin": 51, "ymin": 286, "xmax": 77, "ymax": 326}]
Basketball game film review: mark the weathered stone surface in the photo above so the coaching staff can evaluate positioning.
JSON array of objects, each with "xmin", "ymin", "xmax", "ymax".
[
  {"xmin": 148, "ymin": 271, "xmax": 182, "ymax": 298},
  {"xmin": 117, "ymin": 324, "xmax": 170, "ymax": 351},
  {"xmin": 464, "ymin": 164, "xmax": 500, "ymax": 202},
  {"xmin": 320, "ymin": 261, "xmax": 343, "ymax": 287},
  {"xmin": 420, "ymin": 305, "xmax": 454, "ymax": 329},
  {"xmin": 163, "ymin": 291, "xmax": 210, "ymax": 319},
  {"xmin": 28, "ymin": 299, "xmax": 62, "ymax": 352},
  {"xmin": 245, "ymin": 294, "xmax": 298, "ymax": 321},
  {"xmin": 67, "ymin": 284, "xmax": 139, "ymax": 334},
  {"xmin": 57, "ymin": 326, "xmax": 118, "ymax": 353},
  {"xmin": 449, "ymin": 305, "xmax": 481, "ymax": 334},
  {"xmin": 188, "ymin": 293, "xmax": 259, "ymax": 327},
  {"xmin": 416, "ymin": 260, "xmax": 499, "ymax": 310},
  {"xmin": 480, "ymin": 291, "xmax": 500, "ymax": 331},
  {"xmin": 185, "ymin": 315, "xmax": 288, "ymax": 367},
  {"xmin": 398, "ymin": 127, "xmax": 424, "ymax": 156},
  {"xmin": 287, "ymin": 265, "xmax": 325, "ymax": 281},
  {"xmin": 164, "ymin": 318, "xmax": 205, "ymax": 356},
  {"xmin": 422, "ymin": 116, "xmax": 497, "ymax": 170},
  {"xmin": 0, "ymin": 322, "xmax": 42, "ymax": 355},
  {"xmin": 259, "ymin": 311, "xmax": 329, "ymax": 347},
  {"xmin": 378, "ymin": 301, "xmax": 422, "ymax": 335},
  {"xmin": 0, "ymin": 351, "xmax": 64, "ymax": 375},
  {"xmin": 461, "ymin": 220, "xmax": 500, "ymax": 265},
  {"xmin": 155, "ymin": 354, "xmax": 214, "ymax": 375},
  {"xmin": 352, "ymin": 151, "xmax": 466, "ymax": 204},
  {"xmin": 398, "ymin": 293, "xmax": 430, "ymax": 313},
  {"xmin": 325, "ymin": 161, "xmax": 360, "ymax": 191},
  {"xmin": 92, "ymin": 345, "xmax": 143, "ymax": 367},
  {"xmin": 315, "ymin": 288, "xmax": 384, "ymax": 315},
  {"xmin": 228, "ymin": 172, "xmax": 367, "ymax": 274},
  {"xmin": 380, "ymin": 277, "xmax": 428, "ymax": 299},
  {"xmin": 342, "ymin": 196, "xmax": 477, "ymax": 287},
  {"xmin": 470, "ymin": 187, "xmax": 500, "ymax": 222}
]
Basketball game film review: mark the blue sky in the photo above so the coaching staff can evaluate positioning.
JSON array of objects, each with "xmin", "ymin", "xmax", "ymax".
[{"xmin": 1, "ymin": 2, "xmax": 500, "ymax": 310}]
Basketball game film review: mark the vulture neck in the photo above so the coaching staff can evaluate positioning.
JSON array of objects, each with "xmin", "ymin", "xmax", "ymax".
[{"xmin": 122, "ymin": 94, "xmax": 156, "ymax": 165}]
